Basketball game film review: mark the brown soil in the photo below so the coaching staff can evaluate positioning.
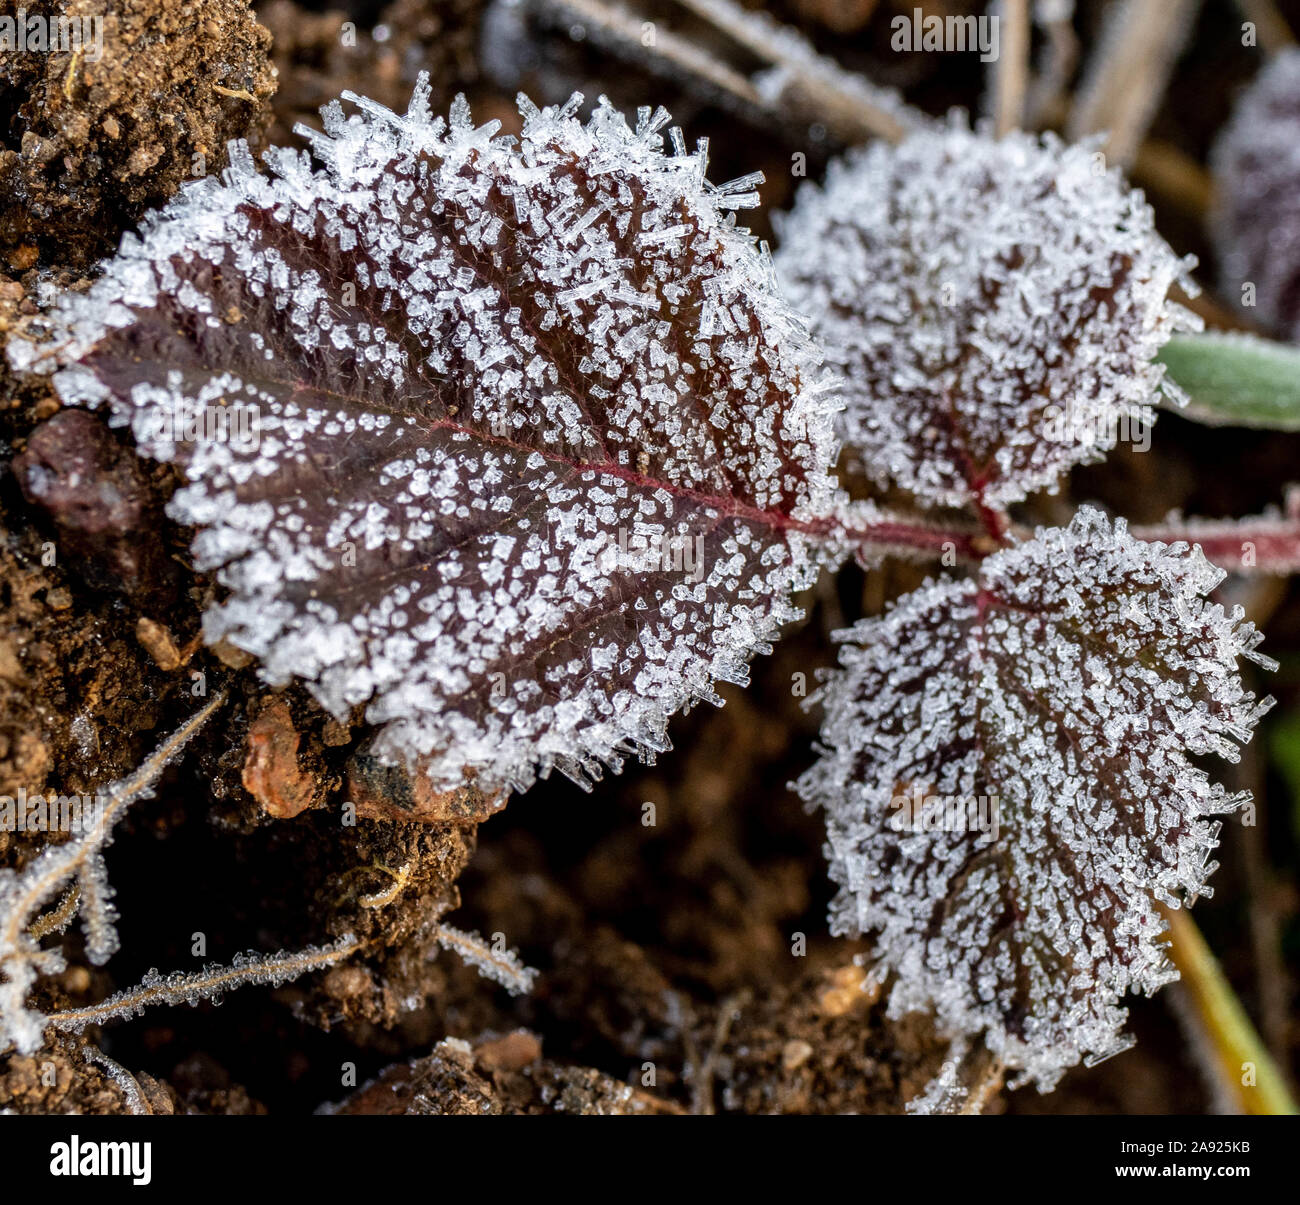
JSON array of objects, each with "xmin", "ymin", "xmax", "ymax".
[{"xmin": 0, "ymin": 0, "xmax": 276, "ymax": 269}]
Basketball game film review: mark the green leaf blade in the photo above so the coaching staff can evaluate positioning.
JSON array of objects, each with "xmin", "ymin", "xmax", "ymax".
[{"xmin": 1160, "ymin": 331, "xmax": 1300, "ymax": 430}]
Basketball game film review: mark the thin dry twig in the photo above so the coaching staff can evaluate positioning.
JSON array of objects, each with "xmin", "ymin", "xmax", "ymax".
[
  {"xmin": 532, "ymin": 0, "xmax": 920, "ymax": 143},
  {"xmin": 1131, "ymin": 139, "xmax": 1213, "ymax": 218},
  {"xmin": 1226, "ymin": 739, "xmax": 1292, "ymax": 1066},
  {"xmin": 675, "ymin": 0, "xmax": 917, "ymax": 142},
  {"xmin": 1026, "ymin": 0, "xmax": 1081, "ymax": 129},
  {"xmin": 992, "ymin": 0, "xmax": 1031, "ymax": 136},
  {"xmin": 1067, "ymin": 0, "xmax": 1203, "ymax": 168},
  {"xmin": 544, "ymin": 0, "xmax": 765, "ymax": 110},
  {"xmin": 691, "ymin": 988, "xmax": 750, "ymax": 1115}
]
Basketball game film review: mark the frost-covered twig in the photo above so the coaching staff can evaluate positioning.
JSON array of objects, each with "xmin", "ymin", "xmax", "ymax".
[
  {"xmin": 1131, "ymin": 491, "xmax": 1300, "ymax": 576},
  {"xmin": 28, "ymin": 884, "xmax": 81, "ymax": 941},
  {"xmin": 534, "ymin": 0, "xmax": 766, "ymax": 111},
  {"xmin": 48, "ymin": 936, "xmax": 361, "ymax": 1034},
  {"xmin": 1067, "ymin": 0, "xmax": 1202, "ymax": 167},
  {"xmin": 960, "ymin": 1056, "xmax": 1006, "ymax": 1115},
  {"xmin": 906, "ymin": 1036, "xmax": 1005, "ymax": 1114},
  {"xmin": 45, "ymin": 911, "xmax": 539, "ymax": 1043},
  {"xmin": 0, "ymin": 693, "xmax": 225, "ymax": 1054},
  {"xmin": 1162, "ymin": 906, "xmax": 1298, "ymax": 1115},
  {"xmin": 429, "ymin": 923, "xmax": 537, "ymax": 996},
  {"xmin": 813, "ymin": 500, "xmax": 985, "ymax": 568},
  {"xmin": 670, "ymin": 0, "xmax": 918, "ymax": 142},
  {"xmin": 82, "ymin": 1045, "xmax": 150, "ymax": 1115},
  {"xmin": 906, "ymin": 1037, "xmax": 1005, "ymax": 1117}
]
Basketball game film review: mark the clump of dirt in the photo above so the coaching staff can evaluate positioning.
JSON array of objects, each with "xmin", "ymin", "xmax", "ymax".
[
  {"xmin": 701, "ymin": 963, "xmax": 970, "ymax": 1114},
  {"xmin": 15, "ymin": 408, "xmax": 182, "ymax": 599},
  {"xmin": 0, "ymin": 0, "xmax": 275, "ymax": 269},
  {"xmin": 0, "ymin": 1038, "xmax": 180, "ymax": 1113},
  {"xmin": 334, "ymin": 1032, "xmax": 669, "ymax": 1114},
  {"xmin": 0, "ymin": 499, "xmax": 180, "ymax": 807},
  {"xmin": 2, "ymin": 1032, "xmax": 276, "ymax": 1113}
]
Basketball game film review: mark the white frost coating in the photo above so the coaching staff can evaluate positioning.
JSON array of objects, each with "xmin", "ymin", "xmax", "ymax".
[
  {"xmin": 795, "ymin": 507, "xmax": 1273, "ymax": 1089},
  {"xmin": 0, "ymin": 697, "xmax": 223, "ymax": 1054},
  {"xmin": 1211, "ymin": 48, "xmax": 1300, "ymax": 342},
  {"xmin": 12, "ymin": 78, "xmax": 841, "ymax": 797},
  {"xmin": 775, "ymin": 120, "xmax": 1199, "ymax": 509},
  {"xmin": 49, "ymin": 936, "xmax": 360, "ymax": 1033},
  {"xmin": 430, "ymin": 923, "xmax": 537, "ymax": 996}
]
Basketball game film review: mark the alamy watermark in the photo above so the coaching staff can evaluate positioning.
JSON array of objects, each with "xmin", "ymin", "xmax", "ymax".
[
  {"xmin": 140, "ymin": 399, "xmax": 262, "ymax": 449},
  {"xmin": 1042, "ymin": 402, "xmax": 1152, "ymax": 453},
  {"xmin": 50, "ymin": 1136, "xmax": 151, "ymax": 1186},
  {"xmin": 889, "ymin": 787, "xmax": 1001, "ymax": 839},
  {"xmin": 891, "ymin": 7, "xmax": 1000, "ymax": 63},
  {"xmin": 1, "ymin": 10, "xmax": 104, "ymax": 62},
  {"xmin": 0, "ymin": 788, "xmax": 107, "ymax": 834},
  {"xmin": 579, "ymin": 527, "xmax": 707, "ymax": 583}
]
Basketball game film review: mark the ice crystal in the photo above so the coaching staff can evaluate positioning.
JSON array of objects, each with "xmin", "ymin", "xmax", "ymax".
[
  {"xmin": 14, "ymin": 78, "xmax": 840, "ymax": 796},
  {"xmin": 429, "ymin": 923, "xmax": 537, "ymax": 995},
  {"xmin": 1211, "ymin": 48, "xmax": 1300, "ymax": 341},
  {"xmin": 0, "ymin": 697, "xmax": 223, "ymax": 1054},
  {"xmin": 82, "ymin": 1046, "xmax": 149, "ymax": 1115},
  {"xmin": 48, "ymin": 936, "xmax": 360, "ymax": 1034},
  {"xmin": 795, "ymin": 507, "xmax": 1274, "ymax": 1088},
  {"xmin": 775, "ymin": 121, "xmax": 1197, "ymax": 509}
]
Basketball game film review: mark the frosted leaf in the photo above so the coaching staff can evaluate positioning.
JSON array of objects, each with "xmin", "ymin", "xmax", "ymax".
[
  {"xmin": 795, "ymin": 507, "xmax": 1273, "ymax": 1089},
  {"xmin": 1211, "ymin": 48, "xmax": 1300, "ymax": 341},
  {"xmin": 13, "ymin": 80, "xmax": 839, "ymax": 797},
  {"xmin": 775, "ymin": 121, "xmax": 1198, "ymax": 509}
]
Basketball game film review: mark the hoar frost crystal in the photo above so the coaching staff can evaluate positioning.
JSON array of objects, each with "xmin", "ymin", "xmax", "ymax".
[{"xmin": 13, "ymin": 77, "xmax": 841, "ymax": 796}]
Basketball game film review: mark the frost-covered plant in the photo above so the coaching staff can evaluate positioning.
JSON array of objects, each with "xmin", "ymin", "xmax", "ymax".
[
  {"xmin": 795, "ymin": 508, "xmax": 1271, "ymax": 1087},
  {"xmin": 777, "ymin": 123, "xmax": 1280, "ymax": 1089},
  {"xmin": 6, "ymin": 83, "xmax": 1286, "ymax": 1091},
  {"xmin": 774, "ymin": 121, "xmax": 1198, "ymax": 512},
  {"xmin": 1211, "ymin": 48, "xmax": 1300, "ymax": 342},
  {"xmin": 0, "ymin": 696, "xmax": 344, "ymax": 1054},
  {"xmin": 0, "ymin": 694, "xmax": 360, "ymax": 1054}
]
